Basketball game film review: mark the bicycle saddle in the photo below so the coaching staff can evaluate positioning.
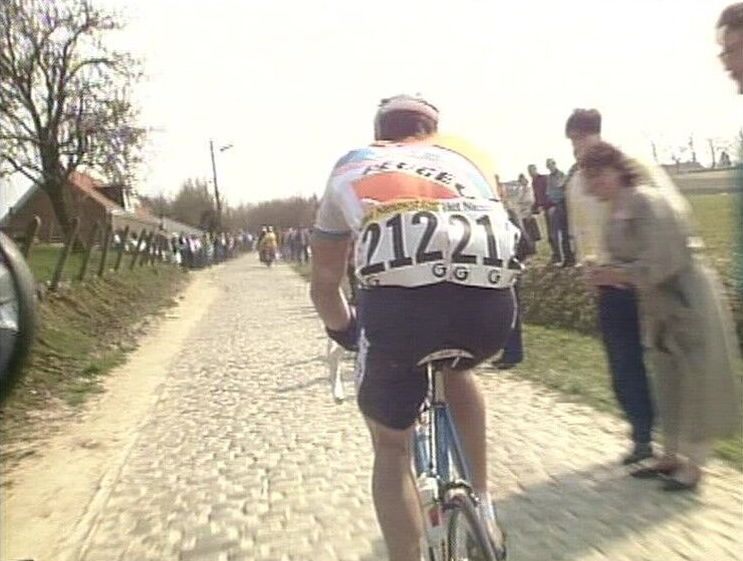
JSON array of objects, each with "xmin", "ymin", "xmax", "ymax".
[{"xmin": 416, "ymin": 348, "xmax": 474, "ymax": 368}]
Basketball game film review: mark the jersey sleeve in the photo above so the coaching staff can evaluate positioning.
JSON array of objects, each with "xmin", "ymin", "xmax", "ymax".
[{"xmin": 313, "ymin": 158, "xmax": 353, "ymax": 240}]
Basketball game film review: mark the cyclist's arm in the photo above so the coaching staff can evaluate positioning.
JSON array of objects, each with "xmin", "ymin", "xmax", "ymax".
[
  {"xmin": 310, "ymin": 234, "xmax": 352, "ymax": 331},
  {"xmin": 312, "ymin": 158, "xmax": 359, "ymax": 330}
]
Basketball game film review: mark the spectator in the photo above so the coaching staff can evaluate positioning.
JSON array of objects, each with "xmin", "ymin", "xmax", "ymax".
[
  {"xmin": 528, "ymin": 164, "xmax": 551, "ymax": 254},
  {"xmin": 718, "ymin": 2, "xmax": 743, "ymax": 94},
  {"xmin": 300, "ymin": 228, "xmax": 311, "ymax": 263},
  {"xmin": 546, "ymin": 158, "xmax": 575, "ymax": 266},
  {"xmin": 717, "ymin": 3, "xmax": 743, "ymax": 295},
  {"xmin": 581, "ymin": 142, "xmax": 741, "ymax": 491},
  {"xmin": 493, "ymin": 175, "xmax": 534, "ymax": 369},
  {"xmin": 505, "ymin": 175, "xmax": 535, "ymax": 228},
  {"xmin": 565, "ymin": 108, "xmax": 655, "ymax": 465}
]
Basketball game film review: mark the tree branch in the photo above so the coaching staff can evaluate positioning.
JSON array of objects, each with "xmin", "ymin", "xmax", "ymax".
[{"xmin": 1, "ymin": 153, "xmax": 42, "ymax": 185}]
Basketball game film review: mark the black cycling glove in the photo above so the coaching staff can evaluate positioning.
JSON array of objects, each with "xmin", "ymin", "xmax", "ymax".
[{"xmin": 326, "ymin": 309, "xmax": 358, "ymax": 352}]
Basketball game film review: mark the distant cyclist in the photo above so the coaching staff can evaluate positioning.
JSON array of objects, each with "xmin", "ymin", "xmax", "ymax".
[
  {"xmin": 310, "ymin": 94, "xmax": 518, "ymax": 561},
  {"xmin": 258, "ymin": 227, "xmax": 278, "ymax": 265}
]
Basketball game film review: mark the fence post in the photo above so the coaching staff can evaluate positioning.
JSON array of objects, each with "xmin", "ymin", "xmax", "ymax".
[
  {"xmin": 130, "ymin": 228, "xmax": 147, "ymax": 270},
  {"xmin": 21, "ymin": 216, "xmax": 41, "ymax": 258},
  {"xmin": 97, "ymin": 223, "xmax": 113, "ymax": 277},
  {"xmin": 113, "ymin": 225, "xmax": 130, "ymax": 272},
  {"xmin": 50, "ymin": 217, "xmax": 80, "ymax": 291},
  {"xmin": 78, "ymin": 221, "xmax": 101, "ymax": 282}
]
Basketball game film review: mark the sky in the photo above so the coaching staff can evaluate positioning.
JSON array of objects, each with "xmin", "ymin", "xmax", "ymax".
[{"xmin": 6, "ymin": 0, "xmax": 743, "ymax": 209}]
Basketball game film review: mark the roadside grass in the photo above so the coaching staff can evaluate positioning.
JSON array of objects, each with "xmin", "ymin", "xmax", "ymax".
[
  {"xmin": 27, "ymin": 244, "xmax": 134, "ymax": 285},
  {"xmin": 0, "ymin": 263, "xmax": 189, "ymax": 464},
  {"xmin": 687, "ymin": 192, "xmax": 738, "ymax": 277}
]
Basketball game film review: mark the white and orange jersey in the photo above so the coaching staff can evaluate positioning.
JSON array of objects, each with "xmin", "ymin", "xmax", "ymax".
[{"xmin": 314, "ymin": 135, "xmax": 519, "ymax": 289}]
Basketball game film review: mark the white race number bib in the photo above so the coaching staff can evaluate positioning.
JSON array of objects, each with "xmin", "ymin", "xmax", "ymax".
[{"xmin": 354, "ymin": 200, "xmax": 520, "ymax": 288}]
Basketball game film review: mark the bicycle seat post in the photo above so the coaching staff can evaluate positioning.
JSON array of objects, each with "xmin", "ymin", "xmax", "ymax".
[{"xmin": 431, "ymin": 362, "xmax": 446, "ymax": 405}]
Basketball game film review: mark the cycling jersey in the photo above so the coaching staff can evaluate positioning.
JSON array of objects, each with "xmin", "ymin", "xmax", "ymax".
[
  {"xmin": 259, "ymin": 232, "xmax": 278, "ymax": 251},
  {"xmin": 315, "ymin": 135, "xmax": 520, "ymax": 289}
]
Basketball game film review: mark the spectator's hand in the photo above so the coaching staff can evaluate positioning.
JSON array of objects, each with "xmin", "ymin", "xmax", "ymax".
[{"xmin": 325, "ymin": 308, "xmax": 358, "ymax": 352}]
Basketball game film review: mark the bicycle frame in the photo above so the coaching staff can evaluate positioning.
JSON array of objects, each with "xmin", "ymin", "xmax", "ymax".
[{"xmin": 414, "ymin": 363, "xmax": 473, "ymax": 491}]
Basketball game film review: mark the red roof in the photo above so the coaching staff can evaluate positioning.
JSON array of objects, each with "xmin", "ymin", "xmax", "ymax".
[{"xmin": 68, "ymin": 171, "xmax": 121, "ymax": 211}]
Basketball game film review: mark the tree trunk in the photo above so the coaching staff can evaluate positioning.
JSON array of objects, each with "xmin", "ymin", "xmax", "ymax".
[{"xmin": 43, "ymin": 179, "xmax": 74, "ymax": 242}]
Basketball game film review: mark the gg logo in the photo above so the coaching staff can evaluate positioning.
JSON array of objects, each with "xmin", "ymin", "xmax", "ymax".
[
  {"xmin": 453, "ymin": 266, "xmax": 469, "ymax": 281},
  {"xmin": 432, "ymin": 263, "xmax": 447, "ymax": 278}
]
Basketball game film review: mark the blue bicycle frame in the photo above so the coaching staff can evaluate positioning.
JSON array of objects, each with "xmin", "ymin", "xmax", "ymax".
[{"xmin": 413, "ymin": 363, "xmax": 473, "ymax": 486}]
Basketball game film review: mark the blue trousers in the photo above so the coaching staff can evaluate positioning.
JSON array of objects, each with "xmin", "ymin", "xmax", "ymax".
[{"xmin": 598, "ymin": 286, "xmax": 654, "ymax": 444}]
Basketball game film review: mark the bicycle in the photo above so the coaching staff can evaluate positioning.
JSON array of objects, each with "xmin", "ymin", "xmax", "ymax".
[
  {"xmin": 327, "ymin": 344, "xmax": 506, "ymax": 560},
  {"xmin": 413, "ymin": 348, "xmax": 507, "ymax": 561}
]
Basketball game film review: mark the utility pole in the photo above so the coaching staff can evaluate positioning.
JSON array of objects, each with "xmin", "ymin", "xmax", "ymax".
[{"xmin": 209, "ymin": 140, "xmax": 222, "ymax": 232}]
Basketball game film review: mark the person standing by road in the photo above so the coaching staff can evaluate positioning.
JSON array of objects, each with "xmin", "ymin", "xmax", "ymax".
[
  {"xmin": 717, "ymin": 3, "xmax": 743, "ymax": 296},
  {"xmin": 564, "ymin": 109, "xmax": 656, "ymax": 465},
  {"xmin": 718, "ymin": 3, "xmax": 743, "ymax": 94},
  {"xmin": 546, "ymin": 158, "xmax": 575, "ymax": 266},
  {"xmin": 528, "ymin": 164, "xmax": 550, "ymax": 256},
  {"xmin": 580, "ymin": 142, "xmax": 742, "ymax": 491}
]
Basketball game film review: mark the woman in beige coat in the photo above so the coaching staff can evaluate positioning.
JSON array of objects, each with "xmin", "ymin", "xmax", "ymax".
[{"xmin": 580, "ymin": 142, "xmax": 741, "ymax": 491}]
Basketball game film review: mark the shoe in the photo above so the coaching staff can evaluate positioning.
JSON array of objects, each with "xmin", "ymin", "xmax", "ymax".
[
  {"xmin": 662, "ymin": 465, "xmax": 701, "ymax": 492},
  {"xmin": 630, "ymin": 464, "xmax": 677, "ymax": 479},
  {"xmin": 496, "ymin": 362, "xmax": 517, "ymax": 370},
  {"xmin": 662, "ymin": 476, "xmax": 700, "ymax": 492},
  {"xmin": 490, "ymin": 358, "xmax": 518, "ymax": 370},
  {"xmin": 621, "ymin": 443, "xmax": 654, "ymax": 465},
  {"xmin": 478, "ymin": 505, "xmax": 507, "ymax": 561}
]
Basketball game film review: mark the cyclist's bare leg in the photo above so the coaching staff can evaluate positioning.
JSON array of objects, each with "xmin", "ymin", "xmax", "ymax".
[
  {"xmin": 445, "ymin": 369, "xmax": 487, "ymax": 493},
  {"xmin": 364, "ymin": 417, "xmax": 423, "ymax": 561}
]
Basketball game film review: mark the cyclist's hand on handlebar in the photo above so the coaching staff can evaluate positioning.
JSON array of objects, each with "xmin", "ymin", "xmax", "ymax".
[{"xmin": 326, "ymin": 307, "xmax": 358, "ymax": 352}]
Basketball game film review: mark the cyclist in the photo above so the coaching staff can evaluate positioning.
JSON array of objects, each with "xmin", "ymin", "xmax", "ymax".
[
  {"xmin": 310, "ymin": 94, "xmax": 518, "ymax": 561},
  {"xmin": 258, "ymin": 227, "xmax": 278, "ymax": 264}
]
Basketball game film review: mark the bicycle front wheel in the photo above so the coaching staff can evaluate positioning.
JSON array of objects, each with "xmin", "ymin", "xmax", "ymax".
[{"xmin": 445, "ymin": 493, "xmax": 506, "ymax": 561}]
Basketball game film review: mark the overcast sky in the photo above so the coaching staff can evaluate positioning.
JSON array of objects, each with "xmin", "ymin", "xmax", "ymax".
[{"xmin": 7, "ymin": 0, "xmax": 743, "ymax": 209}]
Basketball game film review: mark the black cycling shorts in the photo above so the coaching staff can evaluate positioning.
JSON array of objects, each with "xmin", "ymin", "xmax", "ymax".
[{"xmin": 355, "ymin": 282, "xmax": 516, "ymax": 430}]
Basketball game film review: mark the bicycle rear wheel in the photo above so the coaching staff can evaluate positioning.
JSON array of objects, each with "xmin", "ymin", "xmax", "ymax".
[{"xmin": 445, "ymin": 493, "xmax": 505, "ymax": 561}]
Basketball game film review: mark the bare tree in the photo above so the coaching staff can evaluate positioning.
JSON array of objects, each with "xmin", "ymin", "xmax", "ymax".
[
  {"xmin": 169, "ymin": 178, "xmax": 215, "ymax": 230},
  {"xmin": 0, "ymin": 0, "xmax": 143, "ymax": 238},
  {"xmin": 688, "ymin": 134, "xmax": 697, "ymax": 163},
  {"xmin": 650, "ymin": 140, "xmax": 659, "ymax": 164}
]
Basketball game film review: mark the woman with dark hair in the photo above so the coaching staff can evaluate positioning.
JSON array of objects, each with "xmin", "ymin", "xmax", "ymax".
[{"xmin": 580, "ymin": 142, "xmax": 741, "ymax": 491}]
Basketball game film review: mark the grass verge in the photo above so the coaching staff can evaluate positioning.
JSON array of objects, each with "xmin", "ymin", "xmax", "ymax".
[{"xmin": 0, "ymin": 263, "xmax": 189, "ymax": 465}]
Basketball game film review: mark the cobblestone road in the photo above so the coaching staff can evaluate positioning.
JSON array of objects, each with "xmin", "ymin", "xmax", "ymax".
[{"xmin": 67, "ymin": 256, "xmax": 742, "ymax": 561}]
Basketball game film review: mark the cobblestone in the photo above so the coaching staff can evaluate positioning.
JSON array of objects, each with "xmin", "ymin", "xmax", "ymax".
[{"xmin": 73, "ymin": 256, "xmax": 742, "ymax": 561}]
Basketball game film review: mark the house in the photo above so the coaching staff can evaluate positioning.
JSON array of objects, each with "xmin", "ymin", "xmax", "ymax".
[{"xmin": 0, "ymin": 172, "xmax": 202, "ymax": 244}]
